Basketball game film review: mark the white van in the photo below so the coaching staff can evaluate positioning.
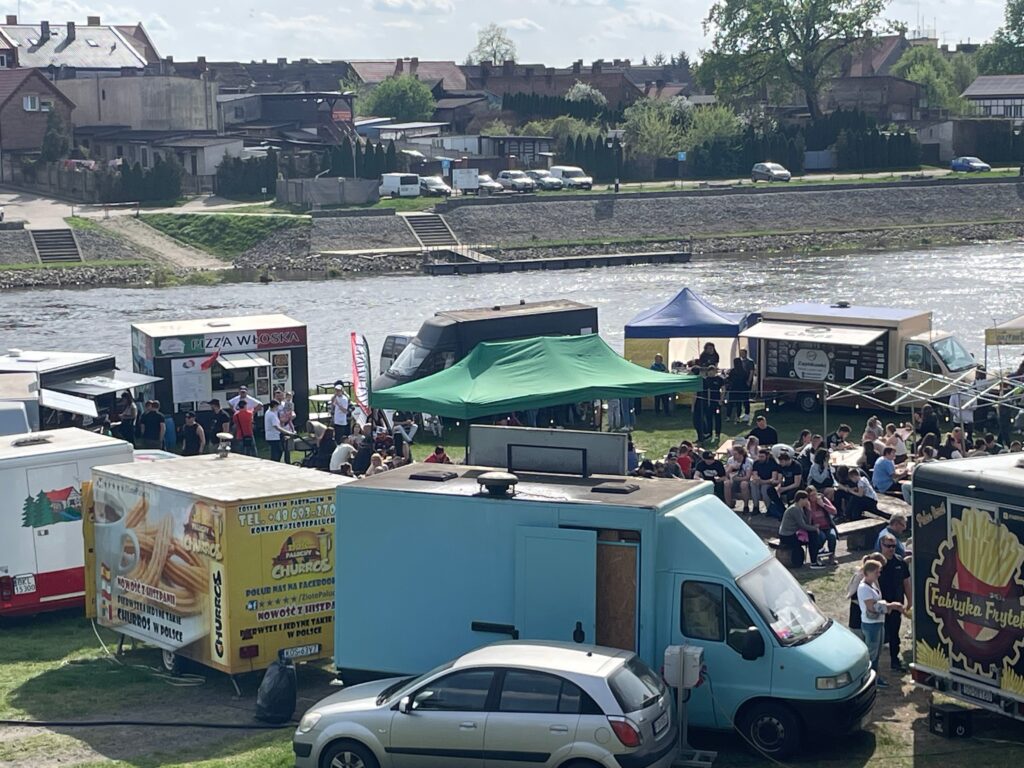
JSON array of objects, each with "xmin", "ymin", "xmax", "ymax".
[
  {"xmin": 549, "ymin": 165, "xmax": 594, "ymax": 190},
  {"xmin": 379, "ymin": 173, "xmax": 421, "ymax": 198}
]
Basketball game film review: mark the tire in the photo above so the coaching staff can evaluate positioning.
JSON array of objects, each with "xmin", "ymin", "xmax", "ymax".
[
  {"xmin": 559, "ymin": 761, "xmax": 603, "ymax": 768},
  {"xmin": 797, "ymin": 392, "xmax": 818, "ymax": 413},
  {"xmin": 161, "ymin": 650, "xmax": 187, "ymax": 676},
  {"xmin": 320, "ymin": 741, "xmax": 379, "ymax": 768},
  {"xmin": 737, "ymin": 701, "xmax": 801, "ymax": 758}
]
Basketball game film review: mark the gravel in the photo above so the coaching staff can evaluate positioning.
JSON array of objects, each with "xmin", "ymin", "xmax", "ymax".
[
  {"xmin": 75, "ymin": 228, "xmax": 150, "ymax": 263},
  {"xmin": 311, "ymin": 216, "xmax": 419, "ymax": 251},
  {"xmin": 0, "ymin": 231, "xmax": 36, "ymax": 264}
]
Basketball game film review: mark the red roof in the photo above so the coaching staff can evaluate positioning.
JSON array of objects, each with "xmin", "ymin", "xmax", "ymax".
[
  {"xmin": 348, "ymin": 60, "xmax": 466, "ymax": 91},
  {"xmin": 45, "ymin": 487, "xmax": 75, "ymax": 503},
  {"xmin": 0, "ymin": 68, "xmax": 73, "ymax": 110}
]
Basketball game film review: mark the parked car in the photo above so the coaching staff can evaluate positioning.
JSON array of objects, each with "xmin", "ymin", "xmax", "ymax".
[
  {"xmin": 0, "ymin": 205, "xmax": 5, "ymax": 222},
  {"xmin": 379, "ymin": 173, "xmax": 421, "ymax": 198},
  {"xmin": 420, "ymin": 176, "xmax": 453, "ymax": 197},
  {"xmin": 751, "ymin": 162, "xmax": 792, "ymax": 182},
  {"xmin": 951, "ymin": 156, "xmax": 991, "ymax": 172},
  {"xmin": 497, "ymin": 170, "xmax": 537, "ymax": 192},
  {"xmin": 475, "ymin": 173, "xmax": 505, "ymax": 194},
  {"xmin": 293, "ymin": 641, "xmax": 678, "ymax": 768},
  {"xmin": 549, "ymin": 165, "xmax": 594, "ymax": 190},
  {"xmin": 525, "ymin": 169, "xmax": 564, "ymax": 190}
]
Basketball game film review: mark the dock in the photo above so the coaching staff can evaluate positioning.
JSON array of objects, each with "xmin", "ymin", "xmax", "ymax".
[{"xmin": 421, "ymin": 250, "xmax": 692, "ymax": 275}]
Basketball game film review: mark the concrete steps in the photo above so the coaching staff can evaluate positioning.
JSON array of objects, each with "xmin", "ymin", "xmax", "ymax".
[
  {"xmin": 30, "ymin": 228, "xmax": 82, "ymax": 263},
  {"xmin": 402, "ymin": 213, "xmax": 459, "ymax": 248}
]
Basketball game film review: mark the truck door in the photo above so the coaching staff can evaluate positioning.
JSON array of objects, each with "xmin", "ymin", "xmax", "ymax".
[
  {"xmin": 26, "ymin": 463, "xmax": 85, "ymax": 601},
  {"xmin": 514, "ymin": 527, "xmax": 596, "ymax": 645},
  {"xmin": 674, "ymin": 574, "xmax": 774, "ymax": 728}
]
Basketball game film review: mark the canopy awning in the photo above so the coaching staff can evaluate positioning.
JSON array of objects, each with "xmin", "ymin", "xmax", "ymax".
[
  {"xmin": 48, "ymin": 369, "xmax": 162, "ymax": 397},
  {"xmin": 370, "ymin": 334, "xmax": 700, "ymax": 419},
  {"xmin": 741, "ymin": 321, "xmax": 886, "ymax": 347},
  {"xmin": 986, "ymin": 314, "xmax": 1024, "ymax": 346},
  {"xmin": 625, "ymin": 287, "xmax": 747, "ymax": 339},
  {"xmin": 38, "ymin": 388, "xmax": 99, "ymax": 418},
  {"xmin": 216, "ymin": 353, "xmax": 271, "ymax": 370}
]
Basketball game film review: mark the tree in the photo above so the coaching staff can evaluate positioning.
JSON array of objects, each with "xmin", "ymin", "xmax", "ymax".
[
  {"xmin": 622, "ymin": 97, "xmax": 690, "ymax": 158},
  {"xmin": 479, "ymin": 118, "xmax": 513, "ymax": 135},
  {"xmin": 339, "ymin": 136, "xmax": 355, "ymax": 177},
  {"xmin": 951, "ymin": 53, "xmax": 978, "ymax": 96},
  {"xmin": 891, "ymin": 45, "xmax": 960, "ymax": 110},
  {"xmin": 977, "ymin": 0, "xmax": 1024, "ymax": 74},
  {"xmin": 564, "ymin": 81, "xmax": 609, "ymax": 107},
  {"xmin": 521, "ymin": 116, "xmax": 600, "ymax": 144},
  {"xmin": 40, "ymin": 109, "xmax": 70, "ymax": 162},
  {"xmin": 361, "ymin": 75, "xmax": 435, "ymax": 122},
  {"xmin": 704, "ymin": 0, "xmax": 889, "ymax": 120},
  {"xmin": 467, "ymin": 23, "xmax": 516, "ymax": 64},
  {"xmin": 652, "ymin": 52, "xmax": 668, "ymax": 66},
  {"xmin": 683, "ymin": 104, "xmax": 742, "ymax": 150},
  {"xmin": 385, "ymin": 140, "xmax": 398, "ymax": 173}
]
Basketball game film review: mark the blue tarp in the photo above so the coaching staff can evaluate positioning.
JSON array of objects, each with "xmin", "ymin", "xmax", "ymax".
[{"xmin": 625, "ymin": 288, "xmax": 748, "ymax": 339}]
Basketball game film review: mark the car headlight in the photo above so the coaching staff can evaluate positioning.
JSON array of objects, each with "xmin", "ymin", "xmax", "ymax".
[
  {"xmin": 816, "ymin": 671, "xmax": 853, "ymax": 690},
  {"xmin": 297, "ymin": 711, "xmax": 322, "ymax": 734}
]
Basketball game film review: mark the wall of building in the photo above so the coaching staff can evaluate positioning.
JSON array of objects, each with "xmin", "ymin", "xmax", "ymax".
[
  {"xmin": 57, "ymin": 76, "xmax": 219, "ymax": 131},
  {"xmin": 0, "ymin": 82, "xmax": 73, "ymax": 152}
]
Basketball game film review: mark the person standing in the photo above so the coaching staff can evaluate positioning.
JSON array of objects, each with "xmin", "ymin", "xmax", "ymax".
[
  {"xmin": 330, "ymin": 385, "xmax": 351, "ymax": 438},
  {"xmin": 264, "ymin": 400, "xmax": 296, "ymax": 463},
  {"xmin": 725, "ymin": 358, "xmax": 749, "ymax": 423},
  {"xmin": 737, "ymin": 348, "xmax": 756, "ymax": 422},
  {"xmin": 948, "ymin": 388, "xmax": 976, "ymax": 441},
  {"xmin": 279, "ymin": 391, "xmax": 296, "ymax": 464},
  {"xmin": 232, "ymin": 399, "xmax": 257, "ymax": 456},
  {"xmin": 139, "ymin": 400, "xmax": 166, "ymax": 450},
  {"xmin": 703, "ymin": 366, "xmax": 725, "ymax": 441},
  {"xmin": 117, "ymin": 392, "xmax": 138, "ymax": 446},
  {"xmin": 206, "ymin": 399, "xmax": 231, "ymax": 452},
  {"xmin": 857, "ymin": 559, "xmax": 903, "ymax": 688},
  {"xmin": 180, "ymin": 412, "xmax": 206, "ymax": 456},
  {"xmin": 650, "ymin": 354, "xmax": 672, "ymax": 416},
  {"xmin": 878, "ymin": 533, "xmax": 912, "ymax": 675}
]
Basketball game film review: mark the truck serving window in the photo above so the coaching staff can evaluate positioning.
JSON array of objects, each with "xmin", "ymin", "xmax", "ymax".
[
  {"xmin": 932, "ymin": 336, "xmax": 975, "ymax": 373},
  {"xmin": 737, "ymin": 559, "xmax": 830, "ymax": 646}
]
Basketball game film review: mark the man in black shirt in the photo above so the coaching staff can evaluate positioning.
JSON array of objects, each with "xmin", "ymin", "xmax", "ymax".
[
  {"xmin": 772, "ymin": 452, "xmax": 803, "ymax": 505},
  {"xmin": 693, "ymin": 450, "xmax": 726, "ymax": 500},
  {"xmin": 749, "ymin": 447, "xmax": 779, "ymax": 515},
  {"xmin": 703, "ymin": 367, "xmax": 726, "ymax": 441},
  {"xmin": 826, "ymin": 424, "xmax": 853, "ymax": 451},
  {"xmin": 878, "ymin": 532, "xmax": 912, "ymax": 672},
  {"xmin": 206, "ymin": 399, "xmax": 232, "ymax": 452},
  {"xmin": 747, "ymin": 415, "xmax": 779, "ymax": 448},
  {"xmin": 139, "ymin": 400, "xmax": 166, "ymax": 450}
]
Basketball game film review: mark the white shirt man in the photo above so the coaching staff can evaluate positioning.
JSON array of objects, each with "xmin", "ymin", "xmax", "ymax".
[
  {"xmin": 330, "ymin": 439, "xmax": 357, "ymax": 471},
  {"xmin": 331, "ymin": 388, "xmax": 350, "ymax": 434},
  {"xmin": 264, "ymin": 407, "xmax": 283, "ymax": 442},
  {"xmin": 228, "ymin": 387, "xmax": 263, "ymax": 414}
]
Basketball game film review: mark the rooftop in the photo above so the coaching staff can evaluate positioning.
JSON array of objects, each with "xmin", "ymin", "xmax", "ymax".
[
  {"xmin": 436, "ymin": 299, "xmax": 592, "ymax": 323},
  {"xmin": 453, "ymin": 641, "xmax": 628, "ymax": 676},
  {"xmin": 0, "ymin": 350, "xmax": 114, "ymax": 374},
  {"xmin": 962, "ymin": 75, "xmax": 1024, "ymax": 99},
  {"xmin": 347, "ymin": 58, "xmax": 466, "ymax": 91},
  {"xmin": 132, "ymin": 313, "xmax": 304, "ymax": 337},
  {"xmin": 0, "ymin": 427, "xmax": 126, "ymax": 461},
  {"xmin": 0, "ymin": 19, "xmax": 148, "ymax": 70},
  {"xmin": 761, "ymin": 302, "xmax": 927, "ymax": 323},
  {"xmin": 157, "ymin": 136, "xmax": 243, "ymax": 148}
]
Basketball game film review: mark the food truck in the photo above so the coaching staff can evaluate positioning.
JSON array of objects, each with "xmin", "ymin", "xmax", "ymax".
[
  {"xmin": 740, "ymin": 302, "xmax": 977, "ymax": 411},
  {"xmin": 334, "ymin": 428, "xmax": 875, "ymax": 757},
  {"xmin": 911, "ymin": 454, "xmax": 1024, "ymax": 718},
  {"xmin": 86, "ymin": 453, "xmax": 347, "ymax": 675},
  {"xmin": 130, "ymin": 314, "xmax": 309, "ymax": 425},
  {"xmin": 1, "ymin": 428, "xmax": 133, "ymax": 617}
]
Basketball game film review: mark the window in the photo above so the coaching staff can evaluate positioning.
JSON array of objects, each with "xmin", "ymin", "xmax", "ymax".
[
  {"xmin": 608, "ymin": 656, "xmax": 666, "ymax": 713},
  {"xmin": 22, "ymin": 95, "xmax": 39, "ymax": 112},
  {"xmin": 414, "ymin": 669, "xmax": 494, "ymax": 712},
  {"xmin": 931, "ymin": 336, "xmax": 975, "ymax": 373},
  {"xmin": 39, "ymin": 99, "xmax": 53, "ymax": 112},
  {"xmin": 738, "ymin": 558, "xmax": 829, "ymax": 645},
  {"xmin": 141, "ymin": 147, "xmax": 149, "ymax": 168},
  {"xmin": 725, "ymin": 591, "xmax": 757, "ymax": 654},
  {"xmin": 905, "ymin": 343, "xmax": 939, "ymax": 374},
  {"xmin": 233, "ymin": 106, "xmax": 244, "ymax": 119},
  {"xmin": 681, "ymin": 581, "xmax": 723, "ymax": 641},
  {"xmin": 115, "ymin": 145, "xmax": 124, "ymax": 159},
  {"xmin": 0, "ymin": 54, "xmax": 8, "ymax": 67},
  {"xmin": 497, "ymin": 670, "xmax": 597, "ymax": 714}
]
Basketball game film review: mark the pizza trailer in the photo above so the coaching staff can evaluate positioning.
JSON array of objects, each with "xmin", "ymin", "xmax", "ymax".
[
  {"xmin": 739, "ymin": 303, "xmax": 977, "ymax": 412},
  {"xmin": 85, "ymin": 453, "xmax": 348, "ymax": 675},
  {"xmin": 130, "ymin": 314, "xmax": 310, "ymax": 425},
  {"xmin": 0, "ymin": 428, "xmax": 133, "ymax": 617},
  {"xmin": 911, "ymin": 454, "xmax": 1024, "ymax": 719}
]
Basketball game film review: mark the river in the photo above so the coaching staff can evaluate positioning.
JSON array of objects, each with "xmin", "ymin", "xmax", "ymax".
[{"xmin": 2, "ymin": 242, "xmax": 1023, "ymax": 384}]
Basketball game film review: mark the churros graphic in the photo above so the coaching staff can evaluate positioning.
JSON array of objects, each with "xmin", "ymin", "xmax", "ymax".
[{"xmin": 1002, "ymin": 665, "xmax": 1024, "ymax": 697}]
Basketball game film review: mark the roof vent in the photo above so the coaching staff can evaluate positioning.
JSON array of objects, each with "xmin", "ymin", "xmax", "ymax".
[
  {"xmin": 591, "ymin": 481, "xmax": 640, "ymax": 495},
  {"xmin": 215, "ymin": 431, "xmax": 234, "ymax": 458},
  {"xmin": 410, "ymin": 469, "xmax": 458, "ymax": 482},
  {"xmin": 831, "ymin": 301, "xmax": 852, "ymax": 309},
  {"xmin": 206, "ymin": 321, "xmax": 231, "ymax": 328},
  {"xmin": 7, "ymin": 349, "xmax": 23, "ymax": 358},
  {"xmin": 12, "ymin": 436, "xmax": 52, "ymax": 448},
  {"xmin": 477, "ymin": 471, "xmax": 518, "ymax": 498}
]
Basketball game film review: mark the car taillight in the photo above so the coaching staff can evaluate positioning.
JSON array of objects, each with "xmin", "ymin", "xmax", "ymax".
[
  {"xmin": 608, "ymin": 716, "xmax": 642, "ymax": 748},
  {"xmin": 0, "ymin": 576, "xmax": 13, "ymax": 602}
]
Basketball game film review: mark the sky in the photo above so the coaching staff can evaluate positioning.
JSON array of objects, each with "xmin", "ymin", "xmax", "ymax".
[{"xmin": 3, "ymin": 0, "xmax": 1007, "ymax": 64}]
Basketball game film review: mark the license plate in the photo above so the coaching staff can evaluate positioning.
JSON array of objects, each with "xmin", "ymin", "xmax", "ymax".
[
  {"xmin": 960, "ymin": 683, "xmax": 994, "ymax": 703},
  {"xmin": 14, "ymin": 574, "xmax": 35, "ymax": 595},
  {"xmin": 653, "ymin": 711, "xmax": 670, "ymax": 735},
  {"xmin": 281, "ymin": 643, "xmax": 321, "ymax": 660}
]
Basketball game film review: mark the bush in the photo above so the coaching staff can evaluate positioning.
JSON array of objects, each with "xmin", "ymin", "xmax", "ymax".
[{"xmin": 217, "ymin": 149, "xmax": 279, "ymax": 197}]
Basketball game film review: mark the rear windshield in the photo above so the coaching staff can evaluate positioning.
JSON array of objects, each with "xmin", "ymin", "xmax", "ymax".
[{"xmin": 608, "ymin": 656, "xmax": 665, "ymax": 712}]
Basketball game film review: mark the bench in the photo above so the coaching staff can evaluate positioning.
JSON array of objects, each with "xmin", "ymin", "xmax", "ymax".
[{"xmin": 836, "ymin": 517, "xmax": 888, "ymax": 551}]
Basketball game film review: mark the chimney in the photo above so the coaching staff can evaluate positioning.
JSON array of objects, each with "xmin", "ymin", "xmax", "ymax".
[
  {"xmin": 656, "ymin": 78, "xmax": 665, "ymax": 89},
  {"xmin": 480, "ymin": 60, "xmax": 491, "ymax": 79},
  {"xmin": 5, "ymin": 15, "xmax": 16, "ymax": 24},
  {"xmin": 624, "ymin": 58, "xmax": 631, "ymax": 68},
  {"xmin": 165, "ymin": 55, "xmax": 173, "ymax": 63},
  {"xmin": 572, "ymin": 59, "xmax": 582, "ymax": 74},
  {"xmin": 502, "ymin": 59, "xmax": 513, "ymax": 76},
  {"xmin": 410, "ymin": 56, "xmax": 419, "ymax": 75},
  {"xmin": 39, "ymin": 20, "xmax": 51, "ymax": 42},
  {"xmin": 591, "ymin": 59, "xmax": 603, "ymax": 75},
  {"xmin": 613, "ymin": 58, "xmax": 621, "ymax": 66},
  {"xmin": 278, "ymin": 57, "xmax": 287, "ymax": 67},
  {"xmin": 197, "ymin": 55, "xmax": 207, "ymax": 72},
  {"xmin": 66, "ymin": 21, "xmax": 75, "ymax": 41},
  {"xmin": 524, "ymin": 66, "xmax": 533, "ymax": 79},
  {"xmin": 87, "ymin": 15, "xmax": 100, "ymax": 25},
  {"xmin": 395, "ymin": 57, "xmax": 404, "ymax": 73}
]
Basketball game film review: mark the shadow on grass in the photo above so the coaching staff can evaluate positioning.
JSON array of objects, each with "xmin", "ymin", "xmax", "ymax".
[{"xmin": 690, "ymin": 726, "xmax": 877, "ymax": 766}]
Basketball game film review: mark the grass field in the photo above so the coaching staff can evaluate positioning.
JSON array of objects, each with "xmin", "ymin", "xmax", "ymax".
[{"xmin": 139, "ymin": 214, "xmax": 307, "ymax": 259}]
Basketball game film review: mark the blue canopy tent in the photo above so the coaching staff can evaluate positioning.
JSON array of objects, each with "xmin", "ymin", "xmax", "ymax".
[{"xmin": 624, "ymin": 288, "xmax": 750, "ymax": 370}]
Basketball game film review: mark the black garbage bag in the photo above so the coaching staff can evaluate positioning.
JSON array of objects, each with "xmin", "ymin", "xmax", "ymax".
[{"xmin": 255, "ymin": 659, "xmax": 297, "ymax": 723}]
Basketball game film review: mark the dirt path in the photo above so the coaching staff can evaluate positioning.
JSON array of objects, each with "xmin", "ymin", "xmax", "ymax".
[{"xmin": 98, "ymin": 216, "xmax": 227, "ymax": 270}]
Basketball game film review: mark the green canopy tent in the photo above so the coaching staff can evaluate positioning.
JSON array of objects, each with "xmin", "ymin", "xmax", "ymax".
[{"xmin": 370, "ymin": 334, "xmax": 701, "ymax": 419}]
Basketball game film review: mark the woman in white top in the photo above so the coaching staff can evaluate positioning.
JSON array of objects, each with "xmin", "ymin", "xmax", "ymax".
[
  {"xmin": 857, "ymin": 558, "xmax": 903, "ymax": 688},
  {"xmin": 884, "ymin": 423, "xmax": 908, "ymax": 464}
]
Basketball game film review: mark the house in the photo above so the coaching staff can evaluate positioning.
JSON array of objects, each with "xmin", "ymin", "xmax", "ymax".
[
  {"xmin": 45, "ymin": 486, "xmax": 81, "ymax": 515},
  {"xmin": 433, "ymin": 94, "xmax": 492, "ymax": 133},
  {"xmin": 0, "ymin": 15, "xmax": 153, "ymax": 78},
  {"xmin": 167, "ymin": 57, "xmax": 353, "ymax": 96},
  {"xmin": 347, "ymin": 58, "xmax": 467, "ymax": 92},
  {"xmin": 408, "ymin": 134, "xmax": 555, "ymax": 167},
  {"xmin": 0, "ymin": 68, "xmax": 75, "ymax": 181},
  {"xmin": 56, "ymin": 76, "xmax": 220, "ymax": 132},
  {"xmin": 841, "ymin": 33, "xmax": 911, "ymax": 78},
  {"xmin": 825, "ymin": 76, "xmax": 922, "ymax": 122},
  {"xmin": 219, "ymin": 90, "xmax": 356, "ymax": 147},
  {"xmin": 961, "ymin": 75, "xmax": 1024, "ymax": 118}
]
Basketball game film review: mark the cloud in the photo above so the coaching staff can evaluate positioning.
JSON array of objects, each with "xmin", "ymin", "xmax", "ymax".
[
  {"xmin": 383, "ymin": 18, "xmax": 417, "ymax": 28},
  {"xmin": 501, "ymin": 17, "xmax": 544, "ymax": 31},
  {"xmin": 368, "ymin": 0, "xmax": 455, "ymax": 13},
  {"xmin": 600, "ymin": 7, "xmax": 685, "ymax": 35}
]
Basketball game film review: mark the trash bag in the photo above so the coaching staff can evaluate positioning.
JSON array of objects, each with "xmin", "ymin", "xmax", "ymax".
[{"xmin": 255, "ymin": 659, "xmax": 297, "ymax": 723}]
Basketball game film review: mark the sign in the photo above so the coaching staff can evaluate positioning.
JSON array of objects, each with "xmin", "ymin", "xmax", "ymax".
[
  {"xmin": 677, "ymin": 151, "xmax": 687, "ymax": 162},
  {"xmin": 452, "ymin": 168, "xmax": 479, "ymax": 190},
  {"xmin": 441, "ymin": 159, "xmax": 452, "ymax": 175},
  {"xmin": 792, "ymin": 348, "xmax": 830, "ymax": 381},
  {"xmin": 171, "ymin": 357, "xmax": 214, "ymax": 404},
  {"xmin": 986, "ymin": 327, "xmax": 1024, "ymax": 346},
  {"xmin": 350, "ymin": 332, "xmax": 371, "ymax": 416},
  {"xmin": 152, "ymin": 327, "xmax": 308, "ymax": 358}
]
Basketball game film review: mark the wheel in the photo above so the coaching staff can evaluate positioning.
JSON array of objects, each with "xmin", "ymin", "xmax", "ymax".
[
  {"xmin": 161, "ymin": 649, "xmax": 187, "ymax": 676},
  {"xmin": 737, "ymin": 701, "xmax": 801, "ymax": 758},
  {"xmin": 797, "ymin": 392, "xmax": 818, "ymax": 412},
  {"xmin": 559, "ymin": 761, "xmax": 603, "ymax": 768},
  {"xmin": 320, "ymin": 741, "xmax": 379, "ymax": 768}
]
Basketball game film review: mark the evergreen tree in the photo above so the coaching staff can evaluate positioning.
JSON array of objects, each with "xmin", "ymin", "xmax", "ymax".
[
  {"xmin": 355, "ymin": 141, "xmax": 365, "ymax": 178},
  {"xmin": 564, "ymin": 136, "xmax": 577, "ymax": 164},
  {"xmin": 339, "ymin": 137, "xmax": 355, "ymax": 177},
  {"xmin": 385, "ymin": 140, "xmax": 398, "ymax": 172}
]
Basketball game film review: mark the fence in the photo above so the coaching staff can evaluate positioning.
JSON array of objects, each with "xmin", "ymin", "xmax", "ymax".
[{"xmin": 276, "ymin": 177, "xmax": 379, "ymax": 209}]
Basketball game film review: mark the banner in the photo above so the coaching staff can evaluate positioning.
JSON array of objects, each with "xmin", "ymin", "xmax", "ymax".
[{"xmin": 350, "ymin": 332, "xmax": 372, "ymax": 416}]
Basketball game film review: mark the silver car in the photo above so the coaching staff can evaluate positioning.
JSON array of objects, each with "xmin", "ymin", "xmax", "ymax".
[
  {"xmin": 497, "ymin": 170, "xmax": 537, "ymax": 192},
  {"xmin": 525, "ymin": 169, "xmax": 564, "ymax": 191},
  {"xmin": 293, "ymin": 641, "xmax": 677, "ymax": 768}
]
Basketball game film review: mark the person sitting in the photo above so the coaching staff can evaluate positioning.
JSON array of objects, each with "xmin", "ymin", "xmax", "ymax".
[
  {"xmin": 938, "ymin": 433, "xmax": 964, "ymax": 460},
  {"xmin": 633, "ymin": 458, "xmax": 656, "ymax": 479},
  {"xmin": 313, "ymin": 426, "xmax": 337, "ymax": 471},
  {"xmin": 916, "ymin": 432, "xmax": 940, "ymax": 459},
  {"xmin": 806, "ymin": 486, "xmax": 839, "ymax": 563},
  {"xmin": 968, "ymin": 437, "xmax": 989, "ymax": 457},
  {"xmin": 365, "ymin": 452, "xmax": 388, "ymax": 476},
  {"xmin": 772, "ymin": 452, "xmax": 803, "ymax": 506},
  {"xmin": 778, "ymin": 491, "xmax": 825, "ymax": 569},
  {"xmin": 884, "ymin": 423, "xmax": 908, "ymax": 464},
  {"xmin": 826, "ymin": 424, "xmax": 854, "ymax": 451},
  {"xmin": 872, "ymin": 446, "xmax": 906, "ymax": 495},
  {"xmin": 663, "ymin": 453, "xmax": 686, "ymax": 479},
  {"xmin": 858, "ymin": 440, "xmax": 881, "ymax": 473},
  {"xmin": 846, "ymin": 467, "xmax": 879, "ymax": 519},
  {"xmin": 425, "ymin": 445, "xmax": 452, "ymax": 464},
  {"xmin": 627, "ymin": 441, "xmax": 640, "ymax": 473},
  {"xmin": 806, "ymin": 448, "xmax": 835, "ymax": 501},
  {"xmin": 749, "ymin": 447, "xmax": 778, "ymax": 516},
  {"xmin": 724, "ymin": 445, "xmax": 753, "ymax": 514},
  {"xmin": 675, "ymin": 442, "xmax": 694, "ymax": 478},
  {"xmin": 693, "ymin": 450, "xmax": 727, "ymax": 500}
]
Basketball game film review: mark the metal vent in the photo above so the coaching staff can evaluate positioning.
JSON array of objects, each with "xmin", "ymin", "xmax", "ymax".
[
  {"xmin": 12, "ymin": 436, "xmax": 52, "ymax": 448},
  {"xmin": 477, "ymin": 471, "xmax": 518, "ymax": 497},
  {"xmin": 410, "ymin": 470, "xmax": 458, "ymax": 482},
  {"xmin": 591, "ymin": 482, "xmax": 640, "ymax": 495}
]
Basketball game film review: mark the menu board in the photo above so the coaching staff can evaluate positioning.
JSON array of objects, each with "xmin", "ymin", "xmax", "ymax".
[{"xmin": 764, "ymin": 336, "xmax": 888, "ymax": 383}]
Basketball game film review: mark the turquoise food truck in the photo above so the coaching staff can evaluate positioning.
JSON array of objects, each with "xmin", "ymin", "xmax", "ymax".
[{"xmin": 334, "ymin": 459, "xmax": 876, "ymax": 756}]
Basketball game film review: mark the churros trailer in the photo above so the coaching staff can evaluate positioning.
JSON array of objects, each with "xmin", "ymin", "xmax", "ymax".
[
  {"xmin": 911, "ymin": 454, "xmax": 1024, "ymax": 717},
  {"xmin": 85, "ymin": 453, "xmax": 347, "ymax": 675}
]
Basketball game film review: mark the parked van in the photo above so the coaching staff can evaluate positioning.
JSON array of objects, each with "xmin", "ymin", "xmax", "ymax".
[
  {"xmin": 334, "ymin": 428, "xmax": 876, "ymax": 757},
  {"xmin": 378, "ymin": 173, "xmax": 421, "ymax": 198},
  {"xmin": 549, "ymin": 165, "xmax": 594, "ymax": 190}
]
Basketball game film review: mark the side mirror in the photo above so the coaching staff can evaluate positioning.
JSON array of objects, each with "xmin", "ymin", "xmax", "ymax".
[
  {"xmin": 399, "ymin": 696, "xmax": 413, "ymax": 714},
  {"xmin": 729, "ymin": 627, "xmax": 766, "ymax": 661}
]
